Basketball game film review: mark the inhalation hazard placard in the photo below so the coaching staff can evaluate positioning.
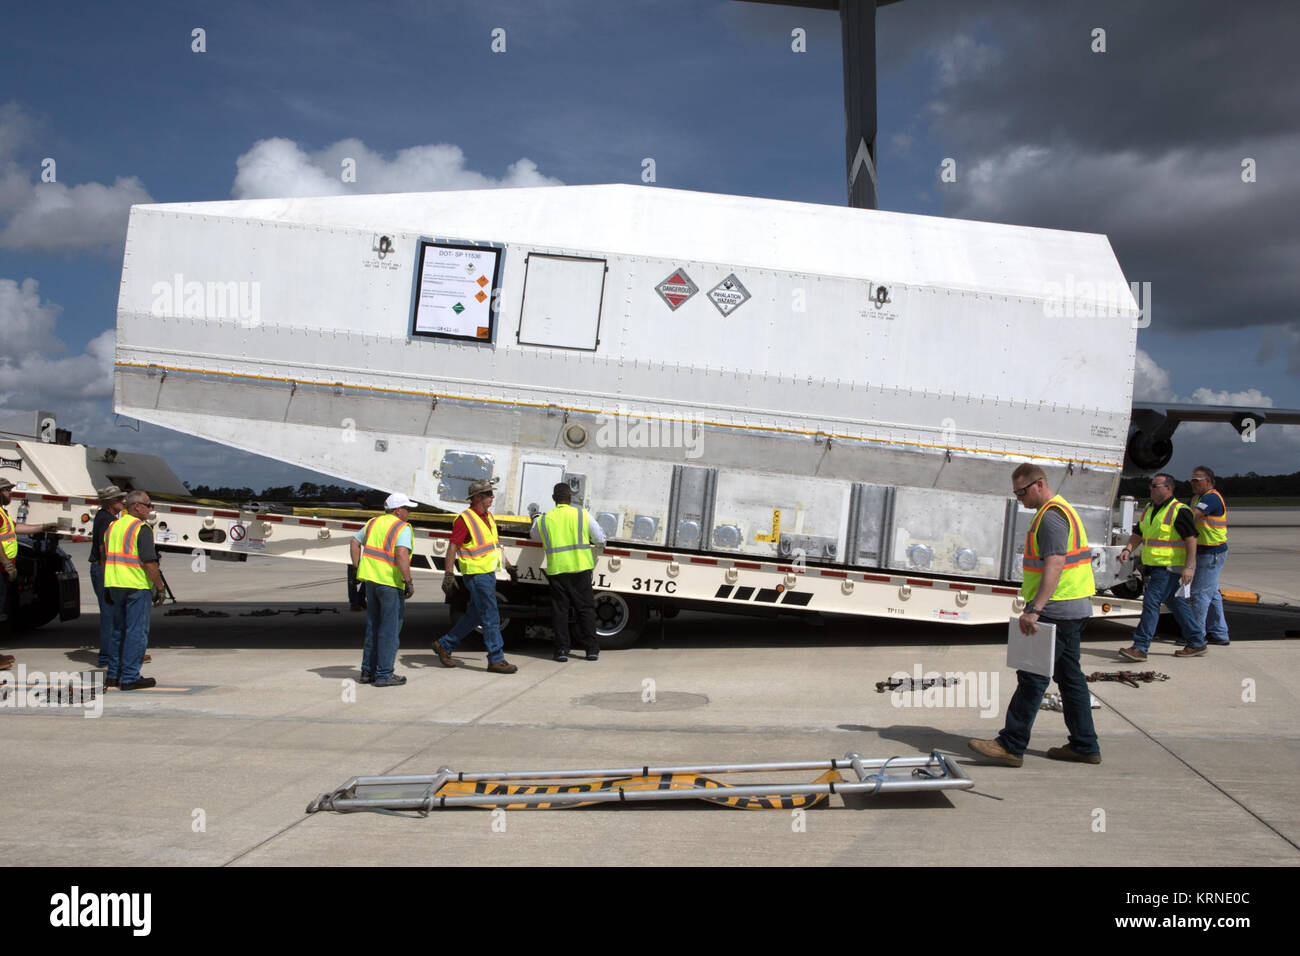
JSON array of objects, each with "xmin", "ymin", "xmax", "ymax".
[{"xmin": 707, "ymin": 274, "xmax": 751, "ymax": 316}]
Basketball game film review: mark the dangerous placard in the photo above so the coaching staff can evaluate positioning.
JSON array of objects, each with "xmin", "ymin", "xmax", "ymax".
[
  {"xmin": 411, "ymin": 240, "xmax": 503, "ymax": 342},
  {"xmin": 655, "ymin": 269, "xmax": 698, "ymax": 311}
]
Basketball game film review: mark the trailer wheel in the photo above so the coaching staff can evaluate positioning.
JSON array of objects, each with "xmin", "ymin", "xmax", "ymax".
[
  {"xmin": 1108, "ymin": 574, "xmax": 1144, "ymax": 600},
  {"xmin": 5, "ymin": 538, "xmax": 79, "ymax": 632},
  {"xmin": 594, "ymin": 592, "xmax": 645, "ymax": 650},
  {"xmin": 447, "ymin": 587, "xmax": 524, "ymax": 645}
]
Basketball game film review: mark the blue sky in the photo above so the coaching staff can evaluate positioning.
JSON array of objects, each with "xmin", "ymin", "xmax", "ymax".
[{"xmin": 2, "ymin": 0, "xmax": 1298, "ymax": 488}]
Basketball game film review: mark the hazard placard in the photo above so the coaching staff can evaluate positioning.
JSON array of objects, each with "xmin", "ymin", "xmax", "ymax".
[
  {"xmin": 655, "ymin": 269, "xmax": 698, "ymax": 311},
  {"xmin": 707, "ymin": 274, "xmax": 751, "ymax": 316}
]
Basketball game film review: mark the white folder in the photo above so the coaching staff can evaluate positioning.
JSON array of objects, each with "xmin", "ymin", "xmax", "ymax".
[{"xmin": 1007, "ymin": 616, "xmax": 1056, "ymax": 679}]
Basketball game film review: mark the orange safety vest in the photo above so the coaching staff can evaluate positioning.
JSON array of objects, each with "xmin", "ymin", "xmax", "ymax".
[
  {"xmin": 1192, "ymin": 490, "xmax": 1228, "ymax": 547},
  {"xmin": 104, "ymin": 515, "xmax": 150, "ymax": 589},
  {"xmin": 1138, "ymin": 499, "xmax": 1192, "ymax": 567},
  {"xmin": 1021, "ymin": 495, "xmax": 1096, "ymax": 602},
  {"xmin": 457, "ymin": 508, "xmax": 502, "ymax": 574},
  {"xmin": 0, "ymin": 507, "xmax": 16, "ymax": 561},
  {"xmin": 356, "ymin": 514, "xmax": 410, "ymax": 588}
]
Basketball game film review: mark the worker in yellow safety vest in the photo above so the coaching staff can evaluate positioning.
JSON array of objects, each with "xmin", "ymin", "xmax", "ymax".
[
  {"xmin": 530, "ymin": 481, "xmax": 607, "ymax": 662},
  {"xmin": 0, "ymin": 477, "xmax": 59, "ymax": 668},
  {"xmin": 1116, "ymin": 472, "xmax": 1201, "ymax": 660},
  {"xmin": 1175, "ymin": 464, "xmax": 1230, "ymax": 646},
  {"xmin": 970, "ymin": 463, "xmax": 1100, "ymax": 767},
  {"xmin": 434, "ymin": 479, "xmax": 519, "ymax": 674},
  {"xmin": 350, "ymin": 492, "xmax": 416, "ymax": 686},
  {"xmin": 102, "ymin": 489, "xmax": 167, "ymax": 690}
]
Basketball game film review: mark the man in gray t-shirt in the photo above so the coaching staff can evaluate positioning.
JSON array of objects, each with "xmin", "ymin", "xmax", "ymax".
[
  {"xmin": 1034, "ymin": 509, "xmax": 1092, "ymax": 620},
  {"xmin": 969, "ymin": 465, "xmax": 1100, "ymax": 768}
]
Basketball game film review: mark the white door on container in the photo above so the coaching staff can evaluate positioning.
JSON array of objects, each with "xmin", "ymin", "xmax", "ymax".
[
  {"xmin": 519, "ymin": 461, "xmax": 565, "ymax": 517},
  {"xmin": 517, "ymin": 254, "xmax": 606, "ymax": 350}
]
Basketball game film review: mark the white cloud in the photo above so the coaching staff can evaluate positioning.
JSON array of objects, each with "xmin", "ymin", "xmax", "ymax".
[
  {"xmin": 0, "ymin": 104, "xmax": 153, "ymax": 256},
  {"xmin": 0, "ymin": 278, "xmax": 113, "ymax": 412},
  {"xmin": 0, "ymin": 276, "xmax": 65, "ymax": 357},
  {"xmin": 1132, "ymin": 348, "xmax": 1175, "ymax": 402},
  {"xmin": 232, "ymin": 136, "xmax": 564, "ymax": 200},
  {"xmin": 1136, "ymin": 349, "xmax": 1300, "ymax": 476}
]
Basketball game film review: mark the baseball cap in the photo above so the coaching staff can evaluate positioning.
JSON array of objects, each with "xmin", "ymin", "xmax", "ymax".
[
  {"xmin": 384, "ymin": 493, "xmax": 418, "ymax": 511},
  {"xmin": 0, "ymin": 478, "xmax": 14, "ymax": 492}
]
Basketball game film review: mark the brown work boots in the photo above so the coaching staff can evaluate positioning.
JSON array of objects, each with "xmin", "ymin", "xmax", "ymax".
[
  {"xmin": 1046, "ymin": 745, "xmax": 1102, "ymax": 764},
  {"xmin": 967, "ymin": 738, "xmax": 1023, "ymax": 767},
  {"xmin": 433, "ymin": 641, "xmax": 517, "ymax": 674}
]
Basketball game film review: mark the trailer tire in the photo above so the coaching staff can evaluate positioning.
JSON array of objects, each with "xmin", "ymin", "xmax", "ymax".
[
  {"xmin": 5, "ymin": 540, "xmax": 78, "ymax": 632},
  {"xmin": 1108, "ymin": 575, "xmax": 1144, "ymax": 600},
  {"xmin": 447, "ymin": 586, "xmax": 524, "ymax": 646},
  {"xmin": 594, "ymin": 592, "xmax": 645, "ymax": 650}
]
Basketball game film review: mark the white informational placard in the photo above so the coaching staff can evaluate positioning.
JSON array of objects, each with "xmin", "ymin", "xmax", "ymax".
[
  {"xmin": 1007, "ymin": 616, "xmax": 1056, "ymax": 679},
  {"xmin": 411, "ymin": 240, "xmax": 502, "ymax": 342}
]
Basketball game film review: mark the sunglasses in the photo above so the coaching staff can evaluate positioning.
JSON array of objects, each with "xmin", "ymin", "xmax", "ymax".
[{"xmin": 1013, "ymin": 478, "xmax": 1040, "ymax": 497}]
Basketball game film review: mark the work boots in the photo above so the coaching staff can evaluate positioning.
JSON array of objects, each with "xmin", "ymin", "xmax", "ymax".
[
  {"xmin": 486, "ymin": 660, "xmax": 518, "ymax": 674},
  {"xmin": 967, "ymin": 738, "xmax": 1024, "ymax": 767}
]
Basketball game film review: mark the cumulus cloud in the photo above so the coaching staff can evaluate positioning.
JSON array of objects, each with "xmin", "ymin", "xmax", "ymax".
[
  {"xmin": 231, "ymin": 136, "xmax": 564, "ymax": 200},
  {"xmin": 0, "ymin": 278, "xmax": 114, "ymax": 413},
  {"xmin": 1133, "ymin": 348, "xmax": 1175, "ymax": 403},
  {"xmin": 0, "ymin": 103, "xmax": 152, "ymax": 256},
  {"xmin": 876, "ymin": 1, "xmax": 1300, "ymax": 374},
  {"xmin": 1135, "ymin": 349, "xmax": 1300, "ymax": 476},
  {"xmin": 0, "ymin": 275, "xmax": 327, "ymax": 489}
]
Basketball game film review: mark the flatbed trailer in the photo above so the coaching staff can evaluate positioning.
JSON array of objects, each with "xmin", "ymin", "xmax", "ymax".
[{"xmin": 12, "ymin": 483, "xmax": 1142, "ymax": 647}]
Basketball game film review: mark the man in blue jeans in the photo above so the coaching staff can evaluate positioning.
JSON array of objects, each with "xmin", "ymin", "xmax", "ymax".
[
  {"xmin": 434, "ymin": 479, "xmax": 519, "ymax": 674},
  {"xmin": 102, "ymin": 490, "xmax": 167, "ymax": 690},
  {"xmin": 89, "ymin": 485, "xmax": 129, "ymax": 668},
  {"xmin": 970, "ymin": 464, "xmax": 1100, "ymax": 767},
  {"xmin": 351, "ymin": 493, "xmax": 415, "ymax": 687},
  {"xmin": 1116, "ymin": 473, "xmax": 1201, "ymax": 661},
  {"xmin": 1171, "ymin": 466, "xmax": 1230, "ymax": 647}
]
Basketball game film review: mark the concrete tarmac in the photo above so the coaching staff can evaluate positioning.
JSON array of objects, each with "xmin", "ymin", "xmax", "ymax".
[{"xmin": 3, "ymin": 522, "xmax": 1298, "ymax": 867}]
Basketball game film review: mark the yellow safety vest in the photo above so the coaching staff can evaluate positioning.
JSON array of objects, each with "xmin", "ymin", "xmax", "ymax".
[
  {"xmin": 1192, "ymin": 490, "xmax": 1228, "ymax": 547},
  {"xmin": 1138, "ymin": 499, "xmax": 1192, "ymax": 567},
  {"xmin": 537, "ymin": 504, "xmax": 594, "ymax": 575},
  {"xmin": 356, "ymin": 514, "xmax": 410, "ymax": 588},
  {"xmin": 457, "ymin": 508, "xmax": 501, "ymax": 575},
  {"xmin": 1021, "ymin": 495, "xmax": 1096, "ymax": 603},
  {"xmin": 0, "ymin": 507, "xmax": 16, "ymax": 561},
  {"xmin": 103, "ymin": 514, "xmax": 150, "ymax": 589}
]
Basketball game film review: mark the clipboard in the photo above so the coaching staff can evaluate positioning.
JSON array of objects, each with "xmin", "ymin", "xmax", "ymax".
[{"xmin": 1007, "ymin": 616, "xmax": 1056, "ymax": 678}]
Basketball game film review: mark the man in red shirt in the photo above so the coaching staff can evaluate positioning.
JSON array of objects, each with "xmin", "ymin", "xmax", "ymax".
[{"xmin": 434, "ymin": 479, "xmax": 520, "ymax": 673}]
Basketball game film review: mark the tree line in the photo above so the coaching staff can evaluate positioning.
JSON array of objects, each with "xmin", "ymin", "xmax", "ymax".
[
  {"xmin": 1117, "ymin": 471, "xmax": 1300, "ymax": 500},
  {"xmin": 184, "ymin": 482, "xmax": 382, "ymax": 506}
]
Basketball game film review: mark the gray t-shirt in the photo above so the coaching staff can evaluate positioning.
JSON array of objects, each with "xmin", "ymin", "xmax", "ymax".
[{"xmin": 1032, "ymin": 508, "xmax": 1092, "ymax": 619}]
